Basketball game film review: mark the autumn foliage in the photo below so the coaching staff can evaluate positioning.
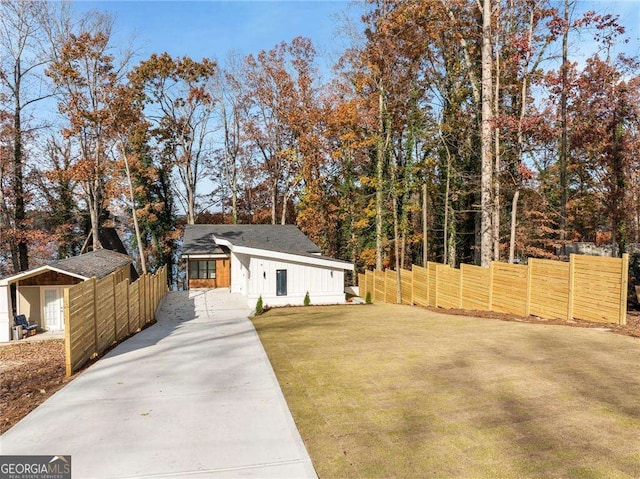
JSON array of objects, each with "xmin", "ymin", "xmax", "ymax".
[{"xmin": 0, "ymin": 0, "xmax": 639, "ymax": 286}]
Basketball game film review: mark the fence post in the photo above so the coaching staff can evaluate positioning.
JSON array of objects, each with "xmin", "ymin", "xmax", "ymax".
[
  {"xmin": 112, "ymin": 274, "xmax": 117, "ymax": 340},
  {"xmin": 411, "ymin": 267, "xmax": 415, "ymax": 306},
  {"xmin": 125, "ymin": 278, "xmax": 131, "ymax": 335},
  {"xmin": 92, "ymin": 277, "xmax": 98, "ymax": 356},
  {"xmin": 488, "ymin": 262, "xmax": 494, "ymax": 311},
  {"xmin": 620, "ymin": 253, "xmax": 629, "ymax": 325},
  {"xmin": 525, "ymin": 260, "xmax": 533, "ymax": 316},
  {"xmin": 64, "ymin": 288, "xmax": 72, "ymax": 377},
  {"xmin": 567, "ymin": 254, "xmax": 575, "ymax": 321},
  {"xmin": 384, "ymin": 269, "xmax": 388, "ymax": 303},
  {"xmin": 458, "ymin": 265, "xmax": 463, "ymax": 308},
  {"xmin": 434, "ymin": 265, "xmax": 440, "ymax": 308}
]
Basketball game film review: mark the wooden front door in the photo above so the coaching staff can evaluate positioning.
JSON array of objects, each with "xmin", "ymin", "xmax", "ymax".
[{"xmin": 216, "ymin": 259, "xmax": 230, "ymax": 287}]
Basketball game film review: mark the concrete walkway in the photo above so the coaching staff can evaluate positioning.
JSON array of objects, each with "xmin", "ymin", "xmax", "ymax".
[{"xmin": 1, "ymin": 290, "xmax": 317, "ymax": 479}]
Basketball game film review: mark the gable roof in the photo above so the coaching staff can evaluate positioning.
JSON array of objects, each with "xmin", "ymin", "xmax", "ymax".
[
  {"xmin": 48, "ymin": 249, "xmax": 133, "ymax": 279},
  {"xmin": 182, "ymin": 224, "xmax": 321, "ymax": 256},
  {"xmin": 82, "ymin": 227, "xmax": 139, "ymax": 281},
  {"xmin": 0, "ymin": 249, "xmax": 134, "ymax": 285}
]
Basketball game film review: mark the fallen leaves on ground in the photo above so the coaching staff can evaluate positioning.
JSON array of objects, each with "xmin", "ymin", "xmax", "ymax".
[{"xmin": 0, "ymin": 340, "xmax": 70, "ymax": 434}]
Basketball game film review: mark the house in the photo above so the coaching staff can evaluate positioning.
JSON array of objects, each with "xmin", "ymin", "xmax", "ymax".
[
  {"xmin": 0, "ymin": 249, "xmax": 133, "ymax": 342},
  {"xmin": 181, "ymin": 224, "xmax": 354, "ymax": 307}
]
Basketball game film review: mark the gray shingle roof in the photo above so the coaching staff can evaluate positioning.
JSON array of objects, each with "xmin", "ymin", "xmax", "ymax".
[
  {"xmin": 50, "ymin": 249, "xmax": 133, "ymax": 279},
  {"xmin": 182, "ymin": 224, "xmax": 321, "ymax": 256}
]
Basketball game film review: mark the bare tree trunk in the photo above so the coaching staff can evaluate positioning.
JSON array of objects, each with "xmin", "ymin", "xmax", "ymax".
[
  {"xmin": 280, "ymin": 193, "xmax": 289, "ymax": 225},
  {"xmin": 391, "ymin": 155, "xmax": 401, "ymax": 304},
  {"xmin": 91, "ymin": 136, "xmax": 102, "ymax": 251},
  {"xmin": 13, "ymin": 81, "xmax": 28, "ymax": 271},
  {"xmin": 422, "ymin": 183, "xmax": 428, "ymax": 266},
  {"xmin": 88, "ymin": 191, "xmax": 100, "ymax": 251},
  {"xmin": 121, "ymin": 144, "xmax": 147, "ymax": 274},
  {"xmin": 400, "ymin": 233, "xmax": 406, "ymax": 270},
  {"xmin": 375, "ymin": 87, "xmax": 386, "ymax": 270},
  {"xmin": 270, "ymin": 180, "xmax": 278, "ymax": 224},
  {"xmin": 480, "ymin": 0, "xmax": 494, "ymax": 267},
  {"xmin": 393, "ymin": 194, "xmax": 402, "ymax": 304},
  {"xmin": 231, "ymin": 182, "xmax": 238, "ymax": 224},
  {"xmin": 444, "ymin": 152, "xmax": 451, "ymax": 264},
  {"xmin": 508, "ymin": 189, "xmax": 519, "ymax": 263},
  {"xmin": 447, "ymin": 203, "xmax": 456, "ymax": 267},
  {"xmin": 185, "ymin": 161, "xmax": 196, "ymax": 225},
  {"xmin": 559, "ymin": 0, "xmax": 569, "ymax": 241},
  {"xmin": 493, "ymin": 39, "xmax": 501, "ymax": 262}
]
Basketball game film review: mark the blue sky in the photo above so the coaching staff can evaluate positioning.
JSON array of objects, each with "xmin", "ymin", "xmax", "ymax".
[
  {"xmin": 73, "ymin": 1, "xmax": 359, "ymax": 72},
  {"xmin": 72, "ymin": 0, "xmax": 638, "ymax": 71}
]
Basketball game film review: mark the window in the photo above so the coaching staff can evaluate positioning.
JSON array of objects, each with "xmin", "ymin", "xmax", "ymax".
[
  {"xmin": 189, "ymin": 260, "xmax": 216, "ymax": 280},
  {"xmin": 276, "ymin": 269, "xmax": 287, "ymax": 296}
]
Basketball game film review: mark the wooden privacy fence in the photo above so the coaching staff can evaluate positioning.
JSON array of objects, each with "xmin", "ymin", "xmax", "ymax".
[
  {"xmin": 64, "ymin": 266, "xmax": 168, "ymax": 376},
  {"xmin": 358, "ymin": 254, "xmax": 629, "ymax": 326}
]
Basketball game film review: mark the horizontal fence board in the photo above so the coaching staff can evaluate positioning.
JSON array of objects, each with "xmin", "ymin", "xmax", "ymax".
[
  {"xmin": 374, "ymin": 270, "xmax": 385, "ymax": 303},
  {"xmin": 412, "ymin": 266, "xmax": 429, "ymax": 307},
  {"xmin": 529, "ymin": 259, "xmax": 570, "ymax": 320},
  {"xmin": 358, "ymin": 273, "xmax": 366, "ymax": 299},
  {"xmin": 385, "ymin": 270, "xmax": 398, "ymax": 304},
  {"xmin": 461, "ymin": 264, "xmax": 491, "ymax": 311},
  {"xmin": 366, "ymin": 272, "xmax": 374, "ymax": 302},
  {"xmin": 436, "ymin": 265, "xmax": 460, "ymax": 309},
  {"xmin": 427, "ymin": 262, "xmax": 439, "ymax": 307},
  {"xmin": 358, "ymin": 253, "xmax": 627, "ymax": 326},
  {"xmin": 491, "ymin": 263, "xmax": 528, "ymax": 316},
  {"xmin": 64, "ymin": 266, "xmax": 167, "ymax": 377},
  {"xmin": 400, "ymin": 269, "xmax": 412, "ymax": 305}
]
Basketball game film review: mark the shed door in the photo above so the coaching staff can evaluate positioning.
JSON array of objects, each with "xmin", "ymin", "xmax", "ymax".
[{"xmin": 43, "ymin": 287, "xmax": 64, "ymax": 331}]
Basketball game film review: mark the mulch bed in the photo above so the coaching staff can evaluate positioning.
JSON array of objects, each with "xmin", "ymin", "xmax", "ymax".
[
  {"xmin": 0, "ymin": 340, "xmax": 72, "ymax": 434},
  {"xmin": 422, "ymin": 305, "xmax": 640, "ymax": 338}
]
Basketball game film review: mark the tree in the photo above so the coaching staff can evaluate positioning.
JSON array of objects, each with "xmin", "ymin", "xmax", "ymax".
[
  {"xmin": 34, "ymin": 137, "xmax": 82, "ymax": 259},
  {"xmin": 0, "ymin": 0, "xmax": 58, "ymax": 271},
  {"xmin": 130, "ymin": 53, "xmax": 217, "ymax": 225},
  {"xmin": 47, "ymin": 13, "xmax": 131, "ymax": 251},
  {"xmin": 210, "ymin": 55, "xmax": 249, "ymax": 224},
  {"xmin": 568, "ymin": 54, "xmax": 639, "ymax": 256},
  {"xmin": 242, "ymin": 37, "xmax": 321, "ymax": 225}
]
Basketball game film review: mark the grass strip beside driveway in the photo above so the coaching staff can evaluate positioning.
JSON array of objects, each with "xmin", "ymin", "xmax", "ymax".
[{"xmin": 251, "ymin": 304, "xmax": 640, "ymax": 478}]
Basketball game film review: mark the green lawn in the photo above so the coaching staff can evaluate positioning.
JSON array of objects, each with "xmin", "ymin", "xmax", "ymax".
[{"xmin": 251, "ymin": 304, "xmax": 640, "ymax": 478}]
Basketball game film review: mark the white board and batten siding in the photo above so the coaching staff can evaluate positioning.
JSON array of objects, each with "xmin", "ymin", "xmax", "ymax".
[{"xmin": 231, "ymin": 252, "xmax": 346, "ymax": 307}]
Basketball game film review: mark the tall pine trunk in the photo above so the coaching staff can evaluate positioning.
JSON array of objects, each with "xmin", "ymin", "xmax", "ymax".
[
  {"xmin": 422, "ymin": 183, "xmax": 428, "ymax": 266},
  {"xmin": 508, "ymin": 189, "xmax": 519, "ymax": 263},
  {"xmin": 559, "ymin": 0, "xmax": 569, "ymax": 241},
  {"xmin": 375, "ymin": 87, "xmax": 386, "ymax": 270},
  {"xmin": 480, "ymin": 0, "xmax": 494, "ymax": 267}
]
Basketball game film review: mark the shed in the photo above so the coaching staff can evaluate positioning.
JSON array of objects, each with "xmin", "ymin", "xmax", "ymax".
[
  {"xmin": 181, "ymin": 224, "xmax": 354, "ymax": 307},
  {"xmin": 0, "ymin": 249, "xmax": 133, "ymax": 342}
]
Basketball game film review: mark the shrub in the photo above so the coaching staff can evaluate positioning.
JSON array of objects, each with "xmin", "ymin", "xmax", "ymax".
[
  {"xmin": 365, "ymin": 291, "xmax": 372, "ymax": 304},
  {"xmin": 256, "ymin": 295, "xmax": 264, "ymax": 315},
  {"xmin": 304, "ymin": 291, "xmax": 311, "ymax": 306}
]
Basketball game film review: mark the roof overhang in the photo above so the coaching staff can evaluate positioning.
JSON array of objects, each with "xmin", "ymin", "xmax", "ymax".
[
  {"xmin": 0, "ymin": 266, "xmax": 89, "ymax": 286},
  {"xmin": 215, "ymin": 239, "xmax": 354, "ymax": 271},
  {"xmin": 182, "ymin": 253, "xmax": 231, "ymax": 260}
]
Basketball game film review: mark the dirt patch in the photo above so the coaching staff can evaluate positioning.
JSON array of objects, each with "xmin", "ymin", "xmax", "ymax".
[
  {"xmin": 419, "ymin": 305, "xmax": 640, "ymax": 338},
  {"xmin": 0, "ymin": 340, "xmax": 72, "ymax": 434}
]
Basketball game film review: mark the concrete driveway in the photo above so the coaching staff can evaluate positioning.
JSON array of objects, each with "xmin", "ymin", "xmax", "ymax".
[{"xmin": 0, "ymin": 289, "xmax": 317, "ymax": 479}]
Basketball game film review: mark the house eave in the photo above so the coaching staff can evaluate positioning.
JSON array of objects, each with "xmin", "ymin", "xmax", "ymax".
[
  {"xmin": 214, "ymin": 239, "xmax": 354, "ymax": 270},
  {"xmin": 0, "ymin": 266, "xmax": 90, "ymax": 286}
]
